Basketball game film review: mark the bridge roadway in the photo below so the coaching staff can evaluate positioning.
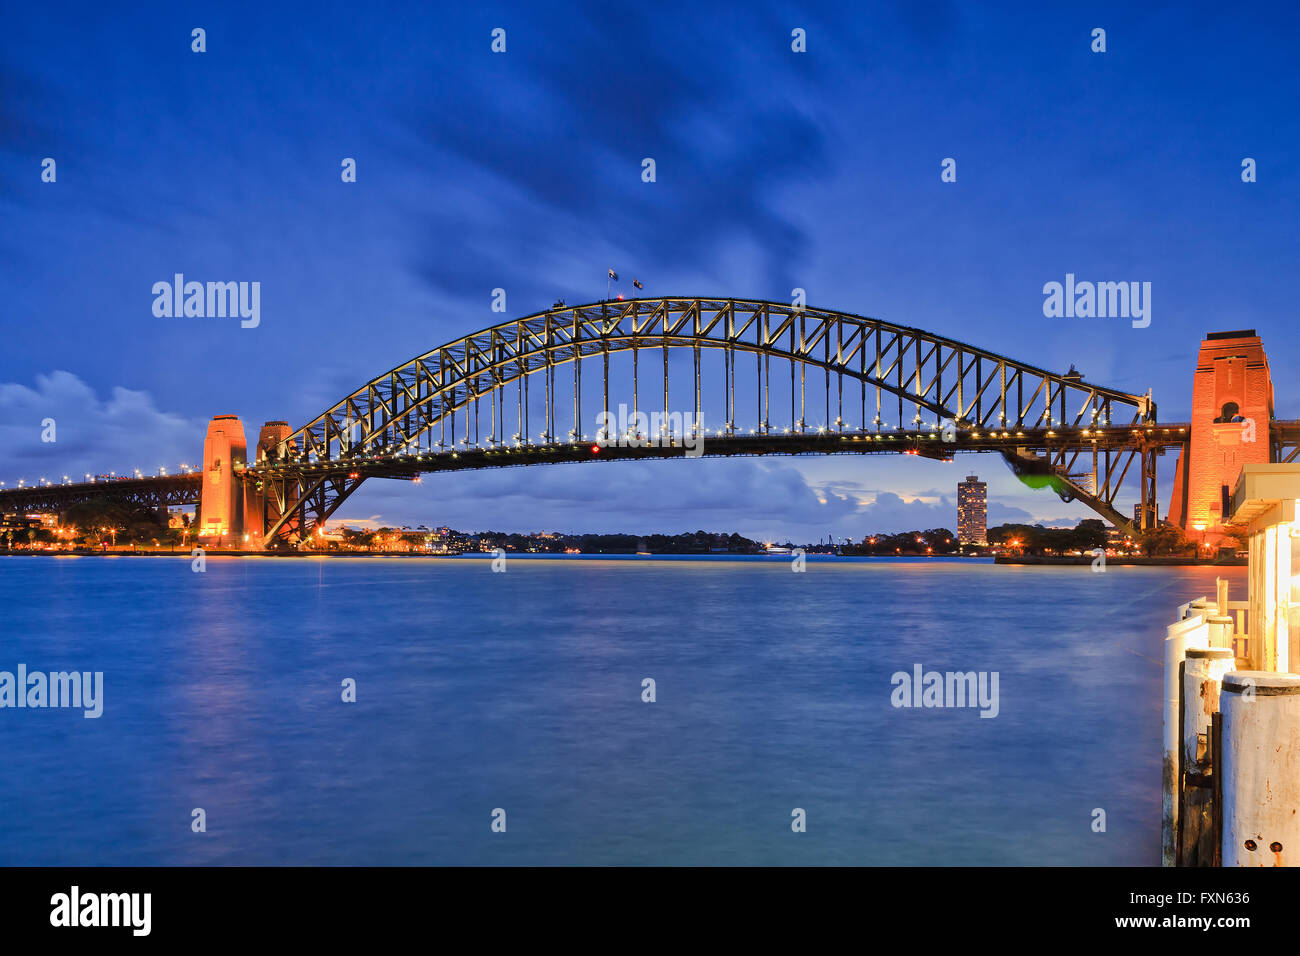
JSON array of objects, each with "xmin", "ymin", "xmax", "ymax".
[
  {"xmin": 5, "ymin": 421, "xmax": 1298, "ymax": 536},
  {"xmin": 0, "ymin": 472, "xmax": 204, "ymax": 515},
  {"xmin": 0, "ymin": 423, "xmax": 1195, "ymax": 512},
  {"xmin": 251, "ymin": 423, "xmax": 1191, "ymax": 476}
]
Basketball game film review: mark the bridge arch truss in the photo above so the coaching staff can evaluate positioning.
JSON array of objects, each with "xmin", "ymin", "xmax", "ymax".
[{"xmin": 253, "ymin": 297, "xmax": 1157, "ymax": 545}]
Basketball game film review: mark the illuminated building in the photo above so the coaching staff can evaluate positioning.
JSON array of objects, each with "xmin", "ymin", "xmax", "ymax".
[{"xmin": 957, "ymin": 475, "xmax": 987, "ymax": 545}]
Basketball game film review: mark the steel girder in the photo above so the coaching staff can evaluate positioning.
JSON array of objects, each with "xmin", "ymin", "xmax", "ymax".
[
  {"xmin": 0, "ymin": 474, "xmax": 202, "ymax": 516},
  {"xmin": 251, "ymin": 297, "xmax": 1160, "ymax": 546},
  {"xmin": 270, "ymin": 297, "xmax": 1155, "ymax": 463}
]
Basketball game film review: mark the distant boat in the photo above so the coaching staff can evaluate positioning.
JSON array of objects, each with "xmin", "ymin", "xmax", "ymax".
[
  {"xmin": 636, "ymin": 538, "xmax": 652, "ymax": 556},
  {"xmin": 764, "ymin": 545, "xmax": 793, "ymax": 555}
]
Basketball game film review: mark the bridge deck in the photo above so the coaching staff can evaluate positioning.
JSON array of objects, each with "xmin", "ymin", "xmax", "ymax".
[
  {"xmin": 248, "ymin": 424, "xmax": 1195, "ymax": 482},
  {"xmin": 6, "ymin": 421, "xmax": 1299, "ymax": 520}
]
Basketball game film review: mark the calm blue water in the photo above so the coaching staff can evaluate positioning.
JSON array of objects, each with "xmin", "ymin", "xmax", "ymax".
[{"xmin": 0, "ymin": 554, "xmax": 1243, "ymax": 865}]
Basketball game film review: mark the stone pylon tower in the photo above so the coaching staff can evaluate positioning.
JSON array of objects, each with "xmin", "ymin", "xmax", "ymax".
[
  {"xmin": 242, "ymin": 421, "xmax": 295, "ymax": 547},
  {"xmin": 198, "ymin": 415, "xmax": 248, "ymax": 545},
  {"xmin": 1167, "ymin": 331, "xmax": 1273, "ymax": 549}
]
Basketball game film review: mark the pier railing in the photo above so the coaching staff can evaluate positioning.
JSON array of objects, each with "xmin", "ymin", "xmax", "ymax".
[{"xmin": 1225, "ymin": 599, "xmax": 1251, "ymax": 666}]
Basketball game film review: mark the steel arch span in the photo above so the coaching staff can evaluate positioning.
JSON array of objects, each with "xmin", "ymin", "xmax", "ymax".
[{"xmin": 247, "ymin": 296, "xmax": 1161, "ymax": 547}]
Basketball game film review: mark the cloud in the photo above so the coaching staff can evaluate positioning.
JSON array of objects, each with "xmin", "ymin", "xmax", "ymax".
[
  {"xmin": 397, "ymin": 3, "xmax": 831, "ymax": 303},
  {"xmin": 341, "ymin": 454, "xmax": 851, "ymax": 536},
  {"xmin": 0, "ymin": 371, "xmax": 200, "ymax": 482},
  {"xmin": 0, "ymin": 65, "xmax": 59, "ymax": 200},
  {"xmin": 849, "ymin": 490, "xmax": 956, "ymax": 534},
  {"xmin": 988, "ymin": 502, "xmax": 1035, "ymax": 524}
]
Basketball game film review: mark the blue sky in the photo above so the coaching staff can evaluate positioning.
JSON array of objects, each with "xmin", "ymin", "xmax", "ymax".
[{"xmin": 2, "ymin": 1, "xmax": 1297, "ymax": 541}]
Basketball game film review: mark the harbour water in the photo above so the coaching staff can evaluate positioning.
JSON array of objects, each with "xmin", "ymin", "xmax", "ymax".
[{"xmin": 0, "ymin": 555, "xmax": 1243, "ymax": 865}]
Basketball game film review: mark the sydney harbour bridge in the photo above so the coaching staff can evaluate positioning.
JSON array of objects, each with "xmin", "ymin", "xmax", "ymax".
[{"xmin": 3, "ymin": 296, "xmax": 1297, "ymax": 549}]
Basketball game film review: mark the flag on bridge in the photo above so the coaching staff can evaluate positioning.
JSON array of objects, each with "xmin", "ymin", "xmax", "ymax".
[
  {"xmin": 608, "ymin": 269, "xmax": 618, "ymax": 281},
  {"xmin": 633, "ymin": 278, "xmax": 643, "ymax": 289}
]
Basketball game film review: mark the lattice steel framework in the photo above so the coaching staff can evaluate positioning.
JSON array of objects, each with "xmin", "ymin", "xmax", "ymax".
[
  {"xmin": 0, "ymin": 474, "xmax": 201, "ymax": 516},
  {"xmin": 250, "ymin": 297, "xmax": 1159, "ymax": 546},
  {"xmin": 279, "ymin": 297, "xmax": 1156, "ymax": 461}
]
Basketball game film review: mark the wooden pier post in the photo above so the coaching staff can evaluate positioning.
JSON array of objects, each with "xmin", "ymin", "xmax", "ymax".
[
  {"xmin": 1220, "ymin": 671, "xmax": 1300, "ymax": 866},
  {"xmin": 1206, "ymin": 615, "xmax": 1235, "ymax": 651},
  {"xmin": 1179, "ymin": 646, "xmax": 1234, "ymax": 866},
  {"xmin": 1164, "ymin": 615, "xmax": 1210, "ymax": 866}
]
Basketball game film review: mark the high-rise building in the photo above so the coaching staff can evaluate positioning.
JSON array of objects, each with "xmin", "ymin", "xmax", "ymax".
[
  {"xmin": 1133, "ymin": 501, "xmax": 1159, "ymax": 528},
  {"xmin": 957, "ymin": 475, "xmax": 987, "ymax": 545}
]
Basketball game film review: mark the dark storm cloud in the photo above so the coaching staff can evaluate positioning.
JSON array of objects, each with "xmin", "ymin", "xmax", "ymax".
[
  {"xmin": 0, "ymin": 65, "xmax": 60, "ymax": 204},
  {"xmin": 402, "ymin": 2, "xmax": 830, "ymax": 299}
]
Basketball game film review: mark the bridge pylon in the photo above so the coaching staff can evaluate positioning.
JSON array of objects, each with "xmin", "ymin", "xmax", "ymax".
[
  {"xmin": 241, "ymin": 421, "xmax": 295, "ymax": 549},
  {"xmin": 197, "ymin": 416, "xmax": 247, "ymax": 547},
  {"xmin": 1167, "ymin": 330, "xmax": 1274, "ymax": 550}
]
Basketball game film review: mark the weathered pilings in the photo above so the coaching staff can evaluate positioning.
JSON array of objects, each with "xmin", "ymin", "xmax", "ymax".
[
  {"xmin": 1164, "ymin": 614, "xmax": 1210, "ymax": 866},
  {"xmin": 1220, "ymin": 671, "xmax": 1300, "ymax": 866},
  {"xmin": 1179, "ymin": 647, "xmax": 1235, "ymax": 866},
  {"xmin": 1206, "ymin": 615, "xmax": 1235, "ymax": 652}
]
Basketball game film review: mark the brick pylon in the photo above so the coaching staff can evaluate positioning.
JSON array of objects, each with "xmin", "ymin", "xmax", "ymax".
[{"xmin": 1167, "ymin": 330, "xmax": 1273, "ymax": 549}]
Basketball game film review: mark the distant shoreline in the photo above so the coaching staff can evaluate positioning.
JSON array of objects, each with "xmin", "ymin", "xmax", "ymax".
[
  {"xmin": 2, "ymin": 549, "xmax": 983, "ymax": 559},
  {"xmin": 995, "ymin": 555, "xmax": 1246, "ymax": 567},
  {"xmin": 0, "ymin": 550, "xmax": 1241, "ymax": 566}
]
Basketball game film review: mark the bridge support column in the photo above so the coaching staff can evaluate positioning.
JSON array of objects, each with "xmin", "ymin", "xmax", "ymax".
[
  {"xmin": 1168, "ymin": 331, "xmax": 1274, "ymax": 549},
  {"xmin": 198, "ymin": 416, "xmax": 247, "ymax": 547},
  {"xmin": 243, "ymin": 421, "xmax": 294, "ymax": 550}
]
